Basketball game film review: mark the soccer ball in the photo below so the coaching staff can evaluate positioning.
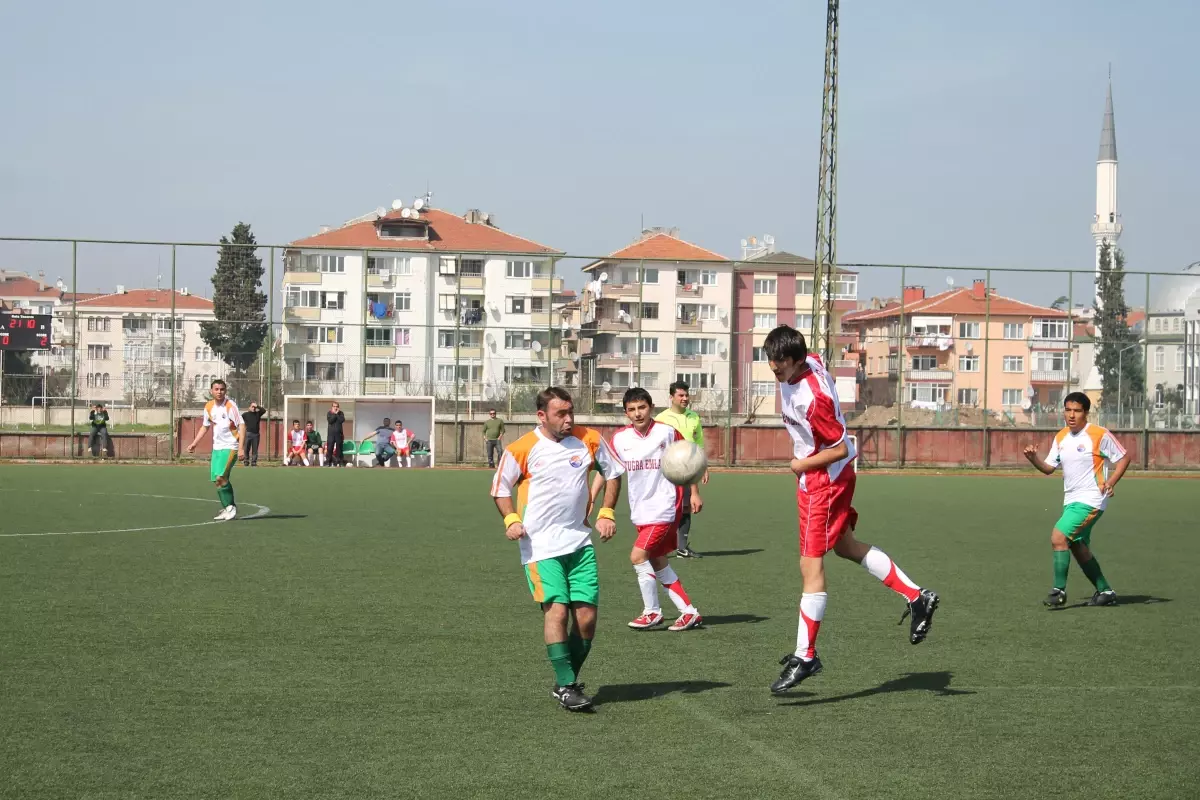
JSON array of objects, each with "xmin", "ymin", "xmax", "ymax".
[{"xmin": 661, "ymin": 440, "xmax": 708, "ymax": 486}]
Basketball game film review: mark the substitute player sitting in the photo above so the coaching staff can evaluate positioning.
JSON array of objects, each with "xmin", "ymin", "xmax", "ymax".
[
  {"xmin": 764, "ymin": 325, "xmax": 939, "ymax": 694},
  {"xmin": 1023, "ymin": 392, "xmax": 1127, "ymax": 608},
  {"xmin": 390, "ymin": 420, "xmax": 414, "ymax": 468},
  {"xmin": 490, "ymin": 387, "xmax": 625, "ymax": 712},
  {"xmin": 607, "ymin": 388, "xmax": 703, "ymax": 631},
  {"xmin": 286, "ymin": 420, "xmax": 307, "ymax": 466}
]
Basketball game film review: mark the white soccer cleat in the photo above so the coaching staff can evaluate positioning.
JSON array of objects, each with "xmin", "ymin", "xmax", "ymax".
[
  {"xmin": 224, "ymin": 506, "xmax": 238, "ymax": 521},
  {"xmin": 213, "ymin": 506, "xmax": 231, "ymax": 521}
]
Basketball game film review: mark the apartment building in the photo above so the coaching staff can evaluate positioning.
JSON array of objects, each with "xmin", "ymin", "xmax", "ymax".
[
  {"xmin": 579, "ymin": 229, "xmax": 732, "ymax": 407},
  {"xmin": 283, "ymin": 202, "xmax": 571, "ymax": 397},
  {"xmin": 842, "ymin": 280, "xmax": 1070, "ymax": 413},
  {"xmin": 730, "ymin": 244, "xmax": 859, "ymax": 412},
  {"xmin": 0, "ymin": 272, "xmax": 224, "ymax": 404}
]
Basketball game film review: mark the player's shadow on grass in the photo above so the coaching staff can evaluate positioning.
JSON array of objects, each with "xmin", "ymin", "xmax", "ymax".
[
  {"xmin": 780, "ymin": 671, "xmax": 974, "ymax": 707},
  {"xmin": 240, "ymin": 514, "xmax": 308, "ymax": 522},
  {"xmin": 1060, "ymin": 594, "xmax": 1172, "ymax": 611},
  {"xmin": 692, "ymin": 548, "xmax": 764, "ymax": 558},
  {"xmin": 593, "ymin": 681, "xmax": 732, "ymax": 705},
  {"xmin": 701, "ymin": 614, "xmax": 770, "ymax": 626}
]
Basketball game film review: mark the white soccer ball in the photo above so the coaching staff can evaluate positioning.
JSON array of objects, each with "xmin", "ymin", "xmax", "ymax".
[{"xmin": 661, "ymin": 440, "xmax": 708, "ymax": 486}]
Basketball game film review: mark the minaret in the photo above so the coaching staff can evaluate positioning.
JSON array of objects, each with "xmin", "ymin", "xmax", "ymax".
[{"xmin": 1091, "ymin": 78, "xmax": 1121, "ymax": 306}]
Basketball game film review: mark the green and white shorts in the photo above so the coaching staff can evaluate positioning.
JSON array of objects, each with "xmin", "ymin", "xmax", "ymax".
[{"xmin": 523, "ymin": 546, "xmax": 599, "ymax": 607}]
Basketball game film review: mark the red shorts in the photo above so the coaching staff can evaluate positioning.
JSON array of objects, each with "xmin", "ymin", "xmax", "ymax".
[
  {"xmin": 796, "ymin": 471, "xmax": 858, "ymax": 558},
  {"xmin": 634, "ymin": 522, "xmax": 678, "ymax": 559},
  {"xmin": 397, "ymin": 448, "xmax": 411, "ymax": 457},
  {"xmin": 289, "ymin": 446, "xmax": 305, "ymax": 456}
]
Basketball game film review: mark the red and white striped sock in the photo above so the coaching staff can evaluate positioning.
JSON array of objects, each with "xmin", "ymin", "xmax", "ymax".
[
  {"xmin": 796, "ymin": 592, "xmax": 827, "ymax": 661},
  {"xmin": 633, "ymin": 561, "xmax": 661, "ymax": 614},
  {"xmin": 657, "ymin": 565, "xmax": 697, "ymax": 615},
  {"xmin": 860, "ymin": 546, "xmax": 921, "ymax": 602}
]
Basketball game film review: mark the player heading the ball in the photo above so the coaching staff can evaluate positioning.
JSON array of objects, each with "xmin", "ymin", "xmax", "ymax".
[
  {"xmin": 490, "ymin": 387, "xmax": 625, "ymax": 712},
  {"xmin": 764, "ymin": 324, "xmax": 940, "ymax": 695}
]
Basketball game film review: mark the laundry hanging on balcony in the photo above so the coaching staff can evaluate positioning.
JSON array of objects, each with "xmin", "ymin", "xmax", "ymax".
[{"xmin": 371, "ymin": 301, "xmax": 389, "ymax": 319}]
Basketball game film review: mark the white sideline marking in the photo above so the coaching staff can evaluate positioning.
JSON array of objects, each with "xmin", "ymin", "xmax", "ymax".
[{"xmin": 0, "ymin": 490, "xmax": 270, "ymax": 537}]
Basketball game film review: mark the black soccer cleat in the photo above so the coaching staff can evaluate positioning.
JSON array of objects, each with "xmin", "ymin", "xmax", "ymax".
[
  {"xmin": 898, "ymin": 588, "xmax": 939, "ymax": 644},
  {"xmin": 1044, "ymin": 588, "xmax": 1067, "ymax": 609},
  {"xmin": 551, "ymin": 683, "xmax": 594, "ymax": 712},
  {"xmin": 1088, "ymin": 590, "xmax": 1118, "ymax": 607},
  {"xmin": 770, "ymin": 653, "xmax": 823, "ymax": 694}
]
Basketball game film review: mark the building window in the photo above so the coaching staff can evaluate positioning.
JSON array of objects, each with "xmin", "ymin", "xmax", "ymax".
[
  {"xmin": 306, "ymin": 326, "xmax": 343, "ymax": 344},
  {"xmin": 834, "ymin": 275, "xmax": 858, "ymax": 299},
  {"xmin": 507, "ymin": 296, "xmax": 528, "ymax": 314},
  {"xmin": 394, "ymin": 363, "xmax": 411, "ymax": 382},
  {"xmin": 958, "ymin": 355, "xmax": 980, "ymax": 372},
  {"xmin": 1176, "ymin": 346, "xmax": 1185, "ymax": 371},
  {"xmin": 639, "ymin": 337, "xmax": 659, "ymax": 354},
  {"xmin": 1033, "ymin": 319, "xmax": 1068, "ymax": 340},
  {"xmin": 365, "ymin": 328, "xmax": 393, "ymax": 346},
  {"xmin": 439, "ymin": 257, "xmax": 457, "ymax": 276},
  {"xmin": 640, "ymin": 302, "xmax": 659, "ymax": 320},
  {"xmin": 959, "ymin": 322, "xmax": 980, "ymax": 339},
  {"xmin": 1154, "ymin": 346, "xmax": 1165, "ymax": 371},
  {"xmin": 394, "ymin": 292, "xmax": 411, "ymax": 312},
  {"xmin": 395, "ymin": 328, "xmax": 411, "ymax": 346},
  {"xmin": 364, "ymin": 363, "xmax": 389, "ymax": 379},
  {"xmin": 676, "ymin": 338, "xmax": 716, "ymax": 356},
  {"xmin": 286, "ymin": 288, "xmax": 320, "ymax": 308},
  {"xmin": 752, "ymin": 381, "xmax": 776, "ymax": 397},
  {"xmin": 957, "ymin": 388, "xmax": 979, "ymax": 405},
  {"xmin": 698, "ymin": 304, "xmax": 718, "ymax": 320},
  {"xmin": 1003, "ymin": 323, "xmax": 1024, "ymax": 340},
  {"xmin": 1002, "ymin": 356, "xmax": 1024, "ymax": 372},
  {"xmin": 305, "ymin": 361, "xmax": 344, "ymax": 381},
  {"xmin": 155, "ymin": 318, "xmax": 183, "ymax": 332},
  {"xmin": 506, "ymin": 261, "xmax": 535, "ymax": 278},
  {"xmin": 321, "ymin": 291, "xmax": 344, "ymax": 310},
  {"xmin": 122, "ymin": 318, "xmax": 149, "ymax": 333},
  {"xmin": 1035, "ymin": 352, "xmax": 1069, "ymax": 371},
  {"xmin": 796, "ymin": 314, "xmax": 814, "ymax": 333},
  {"xmin": 438, "ymin": 330, "xmax": 457, "ymax": 348},
  {"xmin": 911, "ymin": 355, "xmax": 938, "ymax": 370},
  {"xmin": 753, "ymin": 347, "xmax": 768, "ymax": 363},
  {"xmin": 753, "ymin": 313, "xmax": 776, "ymax": 330},
  {"xmin": 87, "ymin": 344, "xmax": 110, "ymax": 360},
  {"xmin": 1173, "ymin": 317, "xmax": 1181, "ymax": 332},
  {"xmin": 754, "ymin": 278, "xmax": 777, "ymax": 295},
  {"xmin": 1154, "ymin": 318, "xmax": 1162, "ymax": 332},
  {"xmin": 1002, "ymin": 388, "xmax": 1023, "ymax": 407},
  {"xmin": 530, "ymin": 296, "xmax": 546, "ymax": 314},
  {"xmin": 367, "ymin": 256, "xmax": 411, "ymax": 276},
  {"xmin": 303, "ymin": 254, "xmax": 344, "ymax": 273},
  {"xmin": 675, "ymin": 372, "xmax": 716, "ymax": 389},
  {"xmin": 460, "ymin": 259, "xmax": 484, "ymax": 277},
  {"xmin": 909, "ymin": 383, "xmax": 948, "ymax": 404}
]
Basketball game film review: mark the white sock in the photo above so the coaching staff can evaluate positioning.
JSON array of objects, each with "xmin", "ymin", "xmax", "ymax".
[
  {"xmin": 633, "ymin": 561, "xmax": 660, "ymax": 614},
  {"xmin": 302, "ymin": 458, "xmax": 309, "ymax": 466},
  {"xmin": 860, "ymin": 546, "xmax": 921, "ymax": 602},
  {"xmin": 796, "ymin": 592, "xmax": 827, "ymax": 660},
  {"xmin": 658, "ymin": 564, "xmax": 697, "ymax": 614}
]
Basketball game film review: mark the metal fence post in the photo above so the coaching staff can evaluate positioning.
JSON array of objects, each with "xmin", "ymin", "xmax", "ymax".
[
  {"xmin": 896, "ymin": 266, "xmax": 906, "ymax": 467},
  {"xmin": 725, "ymin": 264, "xmax": 736, "ymax": 466},
  {"xmin": 266, "ymin": 246, "xmax": 275, "ymax": 463},
  {"xmin": 1143, "ymin": 271, "xmax": 1151, "ymax": 468},
  {"xmin": 169, "ymin": 244, "xmax": 177, "ymax": 459},
  {"xmin": 982, "ymin": 269, "xmax": 992, "ymax": 468},
  {"xmin": 69, "ymin": 240, "xmax": 78, "ymax": 457}
]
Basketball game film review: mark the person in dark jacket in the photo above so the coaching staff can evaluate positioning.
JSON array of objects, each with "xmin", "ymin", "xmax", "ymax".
[
  {"xmin": 241, "ymin": 401, "xmax": 266, "ymax": 466},
  {"xmin": 88, "ymin": 403, "xmax": 110, "ymax": 458},
  {"xmin": 326, "ymin": 401, "xmax": 346, "ymax": 467}
]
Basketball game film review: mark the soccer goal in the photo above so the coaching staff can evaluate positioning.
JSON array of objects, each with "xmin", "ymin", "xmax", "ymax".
[
  {"xmin": 848, "ymin": 433, "xmax": 858, "ymax": 473},
  {"xmin": 282, "ymin": 395, "xmax": 437, "ymax": 467}
]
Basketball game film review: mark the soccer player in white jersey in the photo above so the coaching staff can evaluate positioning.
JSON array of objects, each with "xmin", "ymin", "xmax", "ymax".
[
  {"xmin": 763, "ymin": 325, "xmax": 940, "ymax": 694},
  {"xmin": 186, "ymin": 379, "xmax": 245, "ymax": 521},
  {"xmin": 1023, "ymin": 392, "xmax": 1128, "ymax": 608},
  {"xmin": 608, "ymin": 387, "xmax": 703, "ymax": 632},
  {"xmin": 390, "ymin": 420, "xmax": 414, "ymax": 468},
  {"xmin": 491, "ymin": 387, "xmax": 626, "ymax": 712}
]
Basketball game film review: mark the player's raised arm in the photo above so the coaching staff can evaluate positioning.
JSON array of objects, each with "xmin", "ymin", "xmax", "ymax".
[{"xmin": 1024, "ymin": 443, "xmax": 1057, "ymax": 475}]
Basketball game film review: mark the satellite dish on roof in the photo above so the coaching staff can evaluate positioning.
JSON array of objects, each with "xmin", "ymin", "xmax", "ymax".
[
  {"xmin": 740, "ymin": 239, "xmax": 748, "ymax": 248},
  {"xmin": 599, "ymin": 272, "xmax": 609, "ymax": 283},
  {"xmin": 400, "ymin": 208, "xmax": 412, "ymax": 219},
  {"xmin": 391, "ymin": 199, "xmax": 404, "ymax": 210},
  {"xmin": 413, "ymin": 198, "xmax": 425, "ymax": 210},
  {"xmin": 1021, "ymin": 398, "xmax": 1032, "ymax": 411},
  {"xmin": 485, "ymin": 332, "xmax": 496, "ymax": 346},
  {"xmin": 946, "ymin": 276, "xmax": 955, "ymax": 287},
  {"xmin": 764, "ymin": 235, "xmax": 774, "ymax": 245},
  {"xmin": 601, "ymin": 381, "xmax": 612, "ymax": 393},
  {"xmin": 375, "ymin": 206, "xmax": 387, "ymax": 217},
  {"xmin": 531, "ymin": 340, "xmax": 543, "ymax": 353}
]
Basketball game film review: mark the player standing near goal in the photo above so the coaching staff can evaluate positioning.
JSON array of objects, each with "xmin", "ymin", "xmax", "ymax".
[
  {"xmin": 491, "ymin": 387, "xmax": 626, "ymax": 712},
  {"xmin": 606, "ymin": 388, "xmax": 704, "ymax": 632},
  {"xmin": 186, "ymin": 379, "xmax": 245, "ymax": 521},
  {"xmin": 1022, "ymin": 392, "xmax": 1127, "ymax": 608},
  {"xmin": 764, "ymin": 325, "xmax": 939, "ymax": 694}
]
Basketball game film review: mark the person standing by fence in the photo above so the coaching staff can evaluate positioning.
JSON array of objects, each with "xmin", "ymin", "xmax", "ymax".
[
  {"xmin": 88, "ymin": 403, "xmax": 110, "ymax": 458},
  {"xmin": 326, "ymin": 402, "xmax": 346, "ymax": 467},
  {"xmin": 241, "ymin": 401, "xmax": 265, "ymax": 466},
  {"xmin": 482, "ymin": 408, "xmax": 506, "ymax": 468}
]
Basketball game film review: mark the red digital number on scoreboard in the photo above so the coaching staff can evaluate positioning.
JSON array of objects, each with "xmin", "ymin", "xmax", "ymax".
[
  {"xmin": 27, "ymin": 319, "xmax": 36, "ymax": 328},
  {"xmin": 1, "ymin": 334, "xmax": 8, "ymax": 346},
  {"xmin": 39, "ymin": 335, "xmax": 49, "ymax": 347}
]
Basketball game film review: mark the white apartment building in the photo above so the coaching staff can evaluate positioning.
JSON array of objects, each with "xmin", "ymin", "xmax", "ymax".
[
  {"xmin": 283, "ymin": 203, "xmax": 572, "ymax": 398},
  {"xmin": 580, "ymin": 229, "xmax": 733, "ymax": 407},
  {"xmin": 0, "ymin": 272, "xmax": 225, "ymax": 405}
]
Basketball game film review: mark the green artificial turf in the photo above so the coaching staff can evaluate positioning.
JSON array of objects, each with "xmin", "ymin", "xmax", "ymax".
[{"xmin": 1, "ymin": 465, "xmax": 1197, "ymax": 799}]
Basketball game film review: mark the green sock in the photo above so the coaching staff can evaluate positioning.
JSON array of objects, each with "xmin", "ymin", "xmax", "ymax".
[
  {"xmin": 1052, "ymin": 550, "xmax": 1070, "ymax": 590},
  {"xmin": 547, "ymin": 641, "xmax": 575, "ymax": 686},
  {"xmin": 217, "ymin": 482, "xmax": 235, "ymax": 508},
  {"xmin": 1079, "ymin": 556, "xmax": 1112, "ymax": 592},
  {"xmin": 568, "ymin": 631, "xmax": 592, "ymax": 675}
]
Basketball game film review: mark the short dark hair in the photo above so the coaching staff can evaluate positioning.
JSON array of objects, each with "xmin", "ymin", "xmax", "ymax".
[
  {"xmin": 622, "ymin": 387, "xmax": 654, "ymax": 409},
  {"xmin": 292, "ymin": 419, "xmax": 300, "ymax": 424},
  {"xmin": 669, "ymin": 381, "xmax": 689, "ymax": 396},
  {"xmin": 211, "ymin": 379, "xmax": 227, "ymax": 389},
  {"xmin": 395, "ymin": 420, "xmax": 403, "ymax": 425},
  {"xmin": 763, "ymin": 325, "xmax": 808, "ymax": 363},
  {"xmin": 1064, "ymin": 391, "xmax": 1091, "ymax": 412},
  {"xmin": 536, "ymin": 386, "xmax": 573, "ymax": 413},
  {"xmin": 305, "ymin": 420, "xmax": 313, "ymax": 425}
]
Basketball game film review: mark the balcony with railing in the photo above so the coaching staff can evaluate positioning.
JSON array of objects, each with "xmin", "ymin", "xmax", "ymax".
[
  {"xmin": 675, "ymin": 282, "xmax": 704, "ymax": 297},
  {"xmin": 1031, "ymin": 369, "xmax": 1072, "ymax": 383},
  {"xmin": 595, "ymin": 352, "xmax": 635, "ymax": 369},
  {"xmin": 1028, "ymin": 337, "xmax": 1070, "ymax": 351},
  {"xmin": 905, "ymin": 368, "xmax": 954, "ymax": 382},
  {"xmin": 905, "ymin": 334, "xmax": 954, "ymax": 350}
]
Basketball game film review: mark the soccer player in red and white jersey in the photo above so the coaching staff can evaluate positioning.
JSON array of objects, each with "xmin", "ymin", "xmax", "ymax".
[
  {"xmin": 390, "ymin": 421, "xmax": 414, "ymax": 468},
  {"xmin": 608, "ymin": 387, "xmax": 703, "ymax": 632},
  {"xmin": 764, "ymin": 325, "xmax": 940, "ymax": 694}
]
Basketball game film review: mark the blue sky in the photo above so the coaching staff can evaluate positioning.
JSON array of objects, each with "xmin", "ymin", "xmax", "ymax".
[{"xmin": 1, "ymin": 0, "xmax": 1197, "ymax": 305}]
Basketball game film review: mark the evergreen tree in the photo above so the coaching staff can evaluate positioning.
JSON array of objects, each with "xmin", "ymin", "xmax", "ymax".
[
  {"xmin": 200, "ymin": 223, "xmax": 269, "ymax": 373},
  {"xmin": 1093, "ymin": 242, "xmax": 1144, "ymax": 411}
]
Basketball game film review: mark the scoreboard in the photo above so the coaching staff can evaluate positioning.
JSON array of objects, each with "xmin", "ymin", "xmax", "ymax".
[{"xmin": 0, "ymin": 312, "xmax": 52, "ymax": 351}]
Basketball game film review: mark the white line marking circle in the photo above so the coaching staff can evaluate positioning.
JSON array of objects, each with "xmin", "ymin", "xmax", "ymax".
[{"xmin": 0, "ymin": 490, "xmax": 271, "ymax": 537}]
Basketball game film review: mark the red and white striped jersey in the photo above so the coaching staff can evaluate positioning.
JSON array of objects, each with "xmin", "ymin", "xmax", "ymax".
[
  {"xmin": 609, "ymin": 422, "xmax": 684, "ymax": 526},
  {"xmin": 779, "ymin": 354, "xmax": 856, "ymax": 491}
]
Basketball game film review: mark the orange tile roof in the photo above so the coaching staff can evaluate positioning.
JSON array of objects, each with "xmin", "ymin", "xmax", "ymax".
[
  {"xmin": 843, "ymin": 287, "xmax": 1066, "ymax": 323},
  {"xmin": 0, "ymin": 275, "xmax": 65, "ymax": 299},
  {"xmin": 75, "ymin": 289, "xmax": 214, "ymax": 312},
  {"xmin": 290, "ymin": 208, "xmax": 560, "ymax": 255},
  {"xmin": 595, "ymin": 232, "xmax": 729, "ymax": 264}
]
